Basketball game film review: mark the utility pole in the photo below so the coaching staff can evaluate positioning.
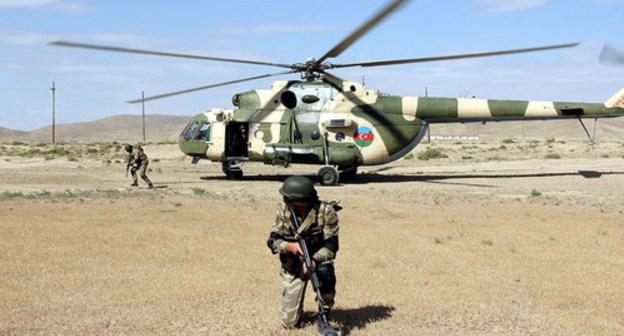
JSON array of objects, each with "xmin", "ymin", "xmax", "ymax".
[
  {"xmin": 51, "ymin": 82, "xmax": 56, "ymax": 144},
  {"xmin": 141, "ymin": 91, "xmax": 146, "ymax": 143},
  {"xmin": 425, "ymin": 86, "xmax": 428, "ymax": 97}
]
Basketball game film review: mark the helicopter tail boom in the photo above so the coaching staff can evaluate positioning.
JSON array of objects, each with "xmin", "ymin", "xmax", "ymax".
[{"xmin": 411, "ymin": 91, "xmax": 624, "ymax": 124}]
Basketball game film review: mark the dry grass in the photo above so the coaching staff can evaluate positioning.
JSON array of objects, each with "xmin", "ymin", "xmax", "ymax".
[{"xmin": 1, "ymin": 143, "xmax": 624, "ymax": 335}]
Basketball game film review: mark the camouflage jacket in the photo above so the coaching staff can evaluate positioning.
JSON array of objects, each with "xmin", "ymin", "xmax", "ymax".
[
  {"xmin": 128, "ymin": 147, "xmax": 148, "ymax": 166},
  {"xmin": 268, "ymin": 201, "xmax": 340, "ymax": 274}
]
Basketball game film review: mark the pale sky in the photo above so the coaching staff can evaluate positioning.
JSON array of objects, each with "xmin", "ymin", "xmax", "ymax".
[{"xmin": 1, "ymin": 0, "xmax": 623, "ymax": 130}]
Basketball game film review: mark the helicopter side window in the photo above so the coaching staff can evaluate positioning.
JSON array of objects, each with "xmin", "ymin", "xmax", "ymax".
[{"xmin": 196, "ymin": 122, "xmax": 211, "ymax": 142}]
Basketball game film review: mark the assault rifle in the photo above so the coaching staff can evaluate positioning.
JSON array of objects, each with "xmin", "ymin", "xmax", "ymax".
[{"xmin": 288, "ymin": 208, "xmax": 338, "ymax": 336}]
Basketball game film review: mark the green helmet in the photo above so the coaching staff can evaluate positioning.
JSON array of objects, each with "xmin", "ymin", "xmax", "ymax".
[{"xmin": 280, "ymin": 176, "xmax": 318, "ymax": 202}]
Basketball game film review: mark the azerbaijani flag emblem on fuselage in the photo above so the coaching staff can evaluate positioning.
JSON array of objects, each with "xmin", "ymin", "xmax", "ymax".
[{"xmin": 354, "ymin": 127, "xmax": 374, "ymax": 147}]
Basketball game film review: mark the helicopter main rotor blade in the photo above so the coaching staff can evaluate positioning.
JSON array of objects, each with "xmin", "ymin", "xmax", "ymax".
[
  {"xmin": 49, "ymin": 41, "xmax": 294, "ymax": 69},
  {"xmin": 600, "ymin": 44, "xmax": 624, "ymax": 66},
  {"xmin": 316, "ymin": 0, "xmax": 411, "ymax": 64},
  {"xmin": 331, "ymin": 43, "xmax": 580, "ymax": 69},
  {"xmin": 127, "ymin": 70, "xmax": 297, "ymax": 104}
]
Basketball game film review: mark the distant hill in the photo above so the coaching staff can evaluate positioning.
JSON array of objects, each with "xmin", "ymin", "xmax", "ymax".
[
  {"xmin": 0, "ymin": 127, "xmax": 28, "ymax": 141},
  {"xmin": 1, "ymin": 114, "xmax": 622, "ymax": 144},
  {"xmin": 0, "ymin": 114, "xmax": 191, "ymax": 143}
]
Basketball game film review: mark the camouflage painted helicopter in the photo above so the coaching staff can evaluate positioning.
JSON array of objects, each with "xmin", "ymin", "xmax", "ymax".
[{"xmin": 51, "ymin": 0, "xmax": 624, "ymax": 185}]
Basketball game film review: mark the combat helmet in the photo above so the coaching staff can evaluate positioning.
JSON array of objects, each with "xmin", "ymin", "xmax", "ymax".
[
  {"xmin": 124, "ymin": 144, "xmax": 133, "ymax": 153},
  {"xmin": 280, "ymin": 176, "xmax": 318, "ymax": 202}
]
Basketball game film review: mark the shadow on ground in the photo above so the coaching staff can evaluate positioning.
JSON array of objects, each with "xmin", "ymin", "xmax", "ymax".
[
  {"xmin": 298, "ymin": 304, "xmax": 395, "ymax": 335},
  {"xmin": 331, "ymin": 304, "xmax": 396, "ymax": 335},
  {"xmin": 195, "ymin": 170, "xmax": 624, "ymax": 187}
]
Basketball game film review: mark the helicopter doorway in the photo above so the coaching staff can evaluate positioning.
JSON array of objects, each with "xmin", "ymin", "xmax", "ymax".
[{"xmin": 225, "ymin": 122, "xmax": 249, "ymax": 159}]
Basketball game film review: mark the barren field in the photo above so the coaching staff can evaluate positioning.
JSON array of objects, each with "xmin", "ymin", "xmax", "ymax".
[{"xmin": 1, "ymin": 141, "xmax": 624, "ymax": 335}]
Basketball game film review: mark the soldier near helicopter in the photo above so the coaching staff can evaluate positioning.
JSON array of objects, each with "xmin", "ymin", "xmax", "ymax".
[
  {"xmin": 124, "ymin": 144, "xmax": 153, "ymax": 189},
  {"xmin": 267, "ymin": 176, "xmax": 341, "ymax": 335},
  {"xmin": 51, "ymin": 0, "xmax": 624, "ymax": 186}
]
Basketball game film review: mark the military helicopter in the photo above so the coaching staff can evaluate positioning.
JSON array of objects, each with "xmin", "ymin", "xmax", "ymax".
[{"xmin": 51, "ymin": 0, "xmax": 624, "ymax": 185}]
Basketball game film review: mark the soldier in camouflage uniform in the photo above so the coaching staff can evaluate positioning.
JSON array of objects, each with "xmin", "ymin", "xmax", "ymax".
[
  {"xmin": 267, "ymin": 176, "xmax": 340, "ymax": 330},
  {"xmin": 124, "ymin": 144, "xmax": 153, "ymax": 189}
]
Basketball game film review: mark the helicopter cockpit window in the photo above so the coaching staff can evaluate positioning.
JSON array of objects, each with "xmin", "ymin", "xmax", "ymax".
[
  {"xmin": 196, "ymin": 122, "xmax": 212, "ymax": 141},
  {"xmin": 183, "ymin": 120, "xmax": 200, "ymax": 141}
]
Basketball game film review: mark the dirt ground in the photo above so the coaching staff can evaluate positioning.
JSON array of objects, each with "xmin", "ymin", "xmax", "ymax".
[{"xmin": 1, "ymin": 141, "xmax": 623, "ymax": 335}]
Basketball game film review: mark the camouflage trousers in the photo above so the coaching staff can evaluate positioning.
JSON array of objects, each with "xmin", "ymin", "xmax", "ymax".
[
  {"xmin": 131, "ymin": 161, "xmax": 152, "ymax": 185},
  {"xmin": 279, "ymin": 262, "xmax": 336, "ymax": 329}
]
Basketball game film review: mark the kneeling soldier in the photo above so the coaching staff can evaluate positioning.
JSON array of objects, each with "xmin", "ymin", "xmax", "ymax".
[{"xmin": 267, "ymin": 176, "xmax": 340, "ymax": 332}]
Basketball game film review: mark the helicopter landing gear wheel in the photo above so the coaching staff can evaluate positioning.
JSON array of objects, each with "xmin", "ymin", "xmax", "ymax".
[
  {"xmin": 223, "ymin": 161, "xmax": 244, "ymax": 180},
  {"xmin": 318, "ymin": 166, "xmax": 340, "ymax": 186},
  {"xmin": 339, "ymin": 166, "xmax": 358, "ymax": 181}
]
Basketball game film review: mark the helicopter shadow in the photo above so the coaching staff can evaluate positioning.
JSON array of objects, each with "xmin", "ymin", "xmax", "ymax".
[
  {"xmin": 350, "ymin": 170, "xmax": 624, "ymax": 185},
  {"xmin": 199, "ymin": 174, "xmax": 309, "ymax": 183},
  {"xmin": 197, "ymin": 170, "xmax": 622, "ymax": 187}
]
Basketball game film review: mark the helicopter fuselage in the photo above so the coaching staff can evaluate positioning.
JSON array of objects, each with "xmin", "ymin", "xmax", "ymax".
[{"xmin": 178, "ymin": 79, "xmax": 624, "ymax": 183}]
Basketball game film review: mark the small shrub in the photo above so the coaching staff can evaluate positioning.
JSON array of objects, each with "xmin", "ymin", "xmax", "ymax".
[
  {"xmin": 544, "ymin": 153, "xmax": 561, "ymax": 159},
  {"xmin": 403, "ymin": 153, "xmax": 415, "ymax": 160},
  {"xmin": 462, "ymin": 156, "xmax": 473, "ymax": 160},
  {"xmin": 48, "ymin": 147, "xmax": 70, "ymax": 156},
  {"xmin": 530, "ymin": 189, "xmax": 542, "ymax": 198},
  {"xmin": 0, "ymin": 191, "xmax": 24, "ymax": 199},
  {"xmin": 192, "ymin": 188, "xmax": 205, "ymax": 196},
  {"xmin": 418, "ymin": 148, "xmax": 448, "ymax": 161},
  {"xmin": 546, "ymin": 138, "xmax": 556, "ymax": 144},
  {"xmin": 502, "ymin": 139, "xmax": 515, "ymax": 144}
]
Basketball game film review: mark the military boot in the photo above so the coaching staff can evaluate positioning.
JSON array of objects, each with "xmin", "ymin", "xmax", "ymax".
[
  {"xmin": 148, "ymin": 183, "xmax": 154, "ymax": 189},
  {"xmin": 130, "ymin": 182, "xmax": 138, "ymax": 187}
]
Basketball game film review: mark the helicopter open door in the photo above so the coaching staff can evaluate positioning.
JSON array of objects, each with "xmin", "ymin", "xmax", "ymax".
[{"xmin": 225, "ymin": 122, "xmax": 249, "ymax": 159}]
